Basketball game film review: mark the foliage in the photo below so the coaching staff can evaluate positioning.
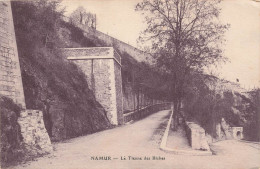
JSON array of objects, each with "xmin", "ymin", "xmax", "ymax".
[
  {"xmin": 70, "ymin": 6, "xmax": 97, "ymax": 29},
  {"xmin": 11, "ymin": 0, "xmax": 110, "ymax": 141},
  {"xmin": 119, "ymin": 51, "xmax": 169, "ymax": 100},
  {"xmin": 136, "ymin": 0, "xmax": 229, "ymax": 72},
  {"xmin": 12, "ymin": 0, "xmax": 64, "ymax": 48},
  {"xmin": 243, "ymin": 89, "xmax": 260, "ymax": 141},
  {"xmin": 184, "ymin": 76, "xmax": 234, "ymax": 137},
  {"xmin": 60, "ymin": 21, "xmax": 99, "ymax": 47},
  {"xmin": 136, "ymin": 0, "xmax": 229, "ymax": 128},
  {"xmin": 0, "ymin": 96, "xmax": 23, "ymax": 167},
  {"xmin": 183, "ymin": 74, "xmax": 260, "ymax": 140}
]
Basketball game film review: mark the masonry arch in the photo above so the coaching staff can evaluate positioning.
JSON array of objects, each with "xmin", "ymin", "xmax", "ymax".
[{"xmin": 236, "ymin": 131, "xmax": 242, "ymax": 139}]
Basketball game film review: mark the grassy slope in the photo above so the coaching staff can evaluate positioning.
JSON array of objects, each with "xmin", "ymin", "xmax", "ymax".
[{"xmin": 12, "ymin": 1, "xmax": 110, "ymax": 141}]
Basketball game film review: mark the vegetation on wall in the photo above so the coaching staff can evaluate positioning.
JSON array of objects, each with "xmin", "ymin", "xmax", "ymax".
[
  {"xmin": 243, "ymin": 89, "xmax": 260, "ymax": 141},
  {"xmin": 11, "ymin": 0, "xmax": 110, "ymax": 141},
  {"xmin": 0, "ymin": 96, "xmax": 23, "ymax": 167},
  {"xmin": 66, "ymin": 13, "xmax": 171, "ymax": 105},
  {"xmin": 69, "ymin": 6, "xmax": 97, "ymax": 29},
  {"xmin": 136, "ymin": 0, "xmax": 229, "ymax": 130},
  {"xmin": 60, "ymin": 21, "xmax": 105, "ymax": 47},
  {"xmin": 183, "ymin": 74, "xmax": 260, "ymax": 141}
]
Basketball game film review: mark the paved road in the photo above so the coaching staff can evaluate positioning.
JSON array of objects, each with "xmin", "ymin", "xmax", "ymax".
[{"xmin": 9, "ymin": 110, "xmax": 260, "ymax": 169}]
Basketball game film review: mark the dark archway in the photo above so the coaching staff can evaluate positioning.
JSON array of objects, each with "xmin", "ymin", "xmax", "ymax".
[{"xmin": 237, "ymin": 131, "xmax": 242, "ymax": 139}]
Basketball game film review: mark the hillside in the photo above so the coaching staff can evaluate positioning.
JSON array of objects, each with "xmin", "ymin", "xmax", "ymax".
[
  {"xmin": 183, "ymin": 73, "xmax": 260, "ymax": 141},
  {"xmin": 60, "ymin": 21, "xmax": 170, "ymax": 97},
  {"xmin": 0, "ymin": 96, "xmax": 23, "ymax": 166},
  {"xmin": 10, "ymin": 0, "xmax": 170, "ymax": 143},
  {"xmin": 11, "ymin": 1, "xmax": 111, "ymax": 141},
  {"xmin": 11, "ymin": 0, "xmax": 259, "ymax": 144}
]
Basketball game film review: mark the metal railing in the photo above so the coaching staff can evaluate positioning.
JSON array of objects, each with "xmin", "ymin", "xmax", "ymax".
[{"xmin": 123, "ymin": 102, "xmax": 172, "ymax": 123}]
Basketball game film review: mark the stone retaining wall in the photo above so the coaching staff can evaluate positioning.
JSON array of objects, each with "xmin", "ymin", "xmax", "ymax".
[
  {"xmin": 216, "ymin": 118, "xmax": 244, "ymax": 140},
  {"xmin": 0, "ymin": 1, "xmax": 25, "ymax": 107},
  {"xmin": 184, "ymin": 122, "xmax": 210, "ymax": 151},
  {"xmin": 231, "ymin": 127, "xmax": 243, "ymax": 140},
  {"xmin": 62, "ymin": 47, "xmax": 123, "ymax": 125},
  {"xmin": 18, "ymin": 110, "xmax": 53, "ymax": 155}
]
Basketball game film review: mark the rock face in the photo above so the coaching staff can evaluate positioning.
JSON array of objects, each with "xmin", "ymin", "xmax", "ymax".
[
  {"xmin": 18, "ymin": 110, "xmax": 53, "ymax": 155},
  {"xmin": 0, "ymin": 97, "xmax": 23, "ymax": 165},
  {"xmin": 49, "ymin": 99, "xmax": 110, "ymax": 141},
  {"xmin": 1, "ymin": 2, "xmax": 53, "ymax": 165},
  {"xmin": 220, "ymin": 118, "xmax": 232, "ymax": 139},
  {"xmin": 185, "ymin": 122, "xmax": 210, "ymax": 151},
  {"xmin": 216, "ymin": 118, "xmax": 243, "ymax": 140},
  {"xmin": 11, "ymin": 1, "xmax": 112, "ymax": 142}
]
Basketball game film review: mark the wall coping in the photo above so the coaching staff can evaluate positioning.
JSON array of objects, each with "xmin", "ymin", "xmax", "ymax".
[
  {"xmin": 61, "ymin": 47, "xmax": 121, "ymax": 66},
  {"xmin": 186, "ymin": 122, "xmax": 205, "ymax": 133}
]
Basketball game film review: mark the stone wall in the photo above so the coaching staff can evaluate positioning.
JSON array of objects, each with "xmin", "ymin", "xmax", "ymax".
[
  {"xmin": 94, "ymin": 59, "xmax": 118, "ymax": 124},
  {"xmin": 61, "ymin": 47, "xmax": 123, "ymax": 125},
  {"xmin": 123, "ymin": 82, "xmax": 137, "ymax": 113},
  {"xmin": 185, "ymin": 122, "xmax": 210, "ymax": 151},
  {"xmin": 122, "ymin": 82, "xmax": 163, "ymax": 114},
  {"xmin": 18, "ymin": 110, "xmax": 53, "ymax": 155},
  {"xmin": 114, "ymin": 61, "xmax": 123, "ymax": 124},
  {"xmin": 231, "ymin": 127, "xmax": 243, "ymax": 140},
  {"xmin": 0, "ymin": 1, "xmax": 25, "ymax": 107},
  {"xmin": 48, "ymin": 100, "xmax": 67, "ymax": 140},
  {"xmin": 0, "ymin": 2, "xmax": 53, "ymax": 159},
  {"xmin": 69, "ymin": 21, "xmax": 151, "ymax": 63},
  {"xmin": 216, "ymin": 118, "xmax": 243, "ymax": 140}
]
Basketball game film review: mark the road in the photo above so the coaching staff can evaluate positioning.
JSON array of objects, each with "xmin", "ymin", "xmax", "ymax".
[{"xmin": 8, "ymin": 110, "xmax": 260, "ymax": 169}]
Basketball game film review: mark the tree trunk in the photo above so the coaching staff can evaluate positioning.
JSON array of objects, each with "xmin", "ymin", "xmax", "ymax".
[{"xmin": 172, "ymin": 98, "xmax": 179, "ymax": 131}]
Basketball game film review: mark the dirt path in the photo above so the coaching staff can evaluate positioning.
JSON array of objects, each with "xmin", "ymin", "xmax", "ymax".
[{"xmin": 8, "ymin": 110, "xmax": 260, "ymax": 169}]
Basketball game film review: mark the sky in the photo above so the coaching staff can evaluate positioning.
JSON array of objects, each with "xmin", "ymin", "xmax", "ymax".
[{"xmin": 61, "ymin": 0, "xmax": 260, "ymax": 89}]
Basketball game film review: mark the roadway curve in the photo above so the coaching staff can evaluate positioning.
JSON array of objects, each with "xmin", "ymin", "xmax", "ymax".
[{"xmin": 9, "ymin": 110, "xmax": 260, "ymax": 169}]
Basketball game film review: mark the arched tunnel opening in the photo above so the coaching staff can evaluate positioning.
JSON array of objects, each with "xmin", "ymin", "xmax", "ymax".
[{"xmin": 236, "ymin": 131, "xmax": 242, "ymax": 139}]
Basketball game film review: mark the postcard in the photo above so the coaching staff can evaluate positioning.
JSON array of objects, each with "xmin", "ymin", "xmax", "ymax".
[{"xmin": 0, "ymin": 0, "xmax": 259, "ymax": 169}]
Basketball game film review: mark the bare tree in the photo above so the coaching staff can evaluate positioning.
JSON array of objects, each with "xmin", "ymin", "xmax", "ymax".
[
  {"xmin": 70, "ymin": 6, "xmax": 86, "ymax": 24},
  {"xmin": 136, "ymin": 0, "xmax": 229, "ymax": 129},
  {"xmin": 85, "ymin": 13, "xmax": 96, "ymax": 29},
  {"xmin": 70, "ymin": 6, "xmax": 97, "ymax": 29}
]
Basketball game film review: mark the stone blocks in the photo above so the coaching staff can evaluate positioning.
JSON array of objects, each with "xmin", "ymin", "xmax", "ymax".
[
  {"xmin": 185, "ymin": 122, "xmax": 210, "ymax": 151},
  {"xmin": 0, "ymin": 1, "xmax": 25, "ymax": 107},
  {"xmin": 216, "ymin": 118, "xmax": 243, "ymax": 140},
  {"xmin": 231, "ymin": 127, "xmax": 243, "ymax": 140},
  {"xmin": 18, "ymin": 110, "xmax": 53, "ymax": 155},
  {"xmin": 61, "ymin": 47, "xmax": 123, "ymax": 125}
]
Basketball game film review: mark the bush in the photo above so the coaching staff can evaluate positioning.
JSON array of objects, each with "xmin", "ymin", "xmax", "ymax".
[
  {"xmin": 183, "ymin": 75, "xmax": 243, "ymax": 138},
  {"xmin": 0, "ymin": 96, "xmax": 23, "ymax": 167}
]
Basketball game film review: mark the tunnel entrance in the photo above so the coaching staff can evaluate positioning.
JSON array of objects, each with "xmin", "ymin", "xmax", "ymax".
[{"xmin": 236, "ymin": 131, "xmax": 242, "ymax": 139}]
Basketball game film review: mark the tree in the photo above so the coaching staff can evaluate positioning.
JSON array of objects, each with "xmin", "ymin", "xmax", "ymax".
[
  {"xmin": 245, "ymin": 88, "xmax": 260, "ymax": 141},
  {"xmin": 35, "ymin": 0, "xmax": 65, "ymax": 47},
  {"xmin": 12, "ymin": 0, "xmax": 64, "ymax": 48},
  {"xmin": 136, "ymin": 0, "xmax": 229, "ymax": 129},
  {"xmin": 70, "ymin": 6, "xmax": 97, "ymax": 29},
  {"xmin": 70, "ymin": 6, "xmax": 86, "ymax": 24}
]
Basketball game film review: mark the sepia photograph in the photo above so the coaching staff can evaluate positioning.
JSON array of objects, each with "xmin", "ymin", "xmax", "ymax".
[{"xmin": 0, "ymin": 0, "xmax": 260, "ymax": 168}]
